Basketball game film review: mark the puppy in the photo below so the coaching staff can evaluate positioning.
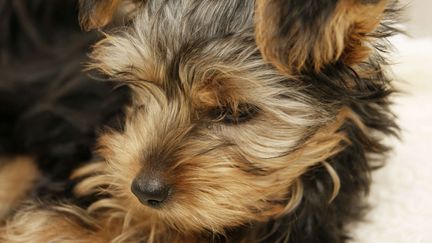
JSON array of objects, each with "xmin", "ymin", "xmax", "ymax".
[{"xmin": 0, "ymin": 0, "xmax": 400, "ymax": 242}]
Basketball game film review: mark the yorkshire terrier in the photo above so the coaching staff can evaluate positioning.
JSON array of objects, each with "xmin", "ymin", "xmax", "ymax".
[{"xmin": 0, "ymin": 0, "xmax": 400, "ymax": 242}]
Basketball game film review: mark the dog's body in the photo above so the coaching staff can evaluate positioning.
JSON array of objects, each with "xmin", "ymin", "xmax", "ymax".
[{"xmin": 0, "ymin": 0, "xmax": 399, "ymax": 242}]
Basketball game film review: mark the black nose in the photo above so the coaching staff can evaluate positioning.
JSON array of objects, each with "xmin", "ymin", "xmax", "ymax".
[{"xmin": 131, "ymin": 176, "xmax": 170, "ymax": 208}]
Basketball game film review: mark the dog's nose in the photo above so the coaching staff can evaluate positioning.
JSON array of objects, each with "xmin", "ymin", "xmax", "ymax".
[{"xmin": 131, "ymin": 176, "xmax": 170, "ymax": 208}]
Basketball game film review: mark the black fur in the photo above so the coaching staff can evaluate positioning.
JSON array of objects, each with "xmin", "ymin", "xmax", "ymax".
[
  {"xmin": 224, "ymin": 2, "xmax": 401, "ymax": 242},
  {"xmin": 247, "ymin": 3, "xmax": 400, "ymax": 243}
]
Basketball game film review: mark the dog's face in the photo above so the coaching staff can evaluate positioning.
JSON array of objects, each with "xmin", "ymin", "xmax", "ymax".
[{"xmin": 80, "ymin": 0, "xmax": 388, "ymax": 234}]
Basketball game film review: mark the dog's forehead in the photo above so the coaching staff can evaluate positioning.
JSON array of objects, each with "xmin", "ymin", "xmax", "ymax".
[
  {"xmin": 130, "ymin": 0, "xmax": 271, "ymax": 105},
  {"xmin": 140, "ymin": 0, "xmax": 255, "ymax": 64},
  {"xmin": 145, "ymin": 0, "xmax": 254, "ymax": 38}
]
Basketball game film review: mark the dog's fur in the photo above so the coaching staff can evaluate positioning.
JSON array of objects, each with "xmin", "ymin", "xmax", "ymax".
[{"xmin": 0, "ymin": 0, "xmax": 400, "ymax": 242}]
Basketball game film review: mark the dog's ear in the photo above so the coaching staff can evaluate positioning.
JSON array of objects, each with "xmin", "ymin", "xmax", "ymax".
[
  {"xmin": 79, "ymin": 0, "xmax": 145, "ymax": 30},
  {"xmin": 255, "ymin": 0, "xmax": 388, "ymax": 74},
  {"xmin": 79, "ymin": 0, "xmax": 122, "ymax": 30}
]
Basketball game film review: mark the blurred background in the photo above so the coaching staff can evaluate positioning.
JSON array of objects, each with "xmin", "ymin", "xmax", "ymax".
[
  {"xmin": 405, "ymin": 0, "xmax": 432, "ymax": 36},
  {"xmin": 351, "ymin": 0, "xmax": 432, "ymax": 242}
]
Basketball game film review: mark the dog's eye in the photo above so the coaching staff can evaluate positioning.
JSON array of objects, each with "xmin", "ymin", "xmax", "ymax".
[{"xmin": 210, "ymin": 104, "xmax": 258, "ymax": 124}]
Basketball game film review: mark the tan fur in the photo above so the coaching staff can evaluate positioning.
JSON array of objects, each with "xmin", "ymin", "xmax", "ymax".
[
  {"xmin": 0, "ymin": 204, "xmax": 117, "ymax": 243},
  {"xmin": 79, "ymin": 0, "xmax": 121, "ymax": 30},
  {"xmin": 79, "ymin": 0, "xmax": 142, "ymax": 30},
  {"xmin": 0, "ymin": 157, "xmax": 39, "ymax": 220}
]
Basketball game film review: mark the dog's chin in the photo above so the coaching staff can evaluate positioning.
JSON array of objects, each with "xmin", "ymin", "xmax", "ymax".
[
  {"xmin": 128, "ymin": 191, "xmax": 285, "ymax": 235},
  {"xmin": 125, "ymin": 196, "xmax": 227, "ymax": 233}
]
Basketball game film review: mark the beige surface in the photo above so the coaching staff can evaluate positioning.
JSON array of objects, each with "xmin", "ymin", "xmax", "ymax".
[{"xmin": 404, "ymin": 0, "xmax": 432, "ymax": 37}]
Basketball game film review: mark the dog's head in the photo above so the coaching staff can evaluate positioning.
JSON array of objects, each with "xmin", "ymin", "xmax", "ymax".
[{"xmin": 78, "ymin": 0, "xmax": 393, "ymax": 235}]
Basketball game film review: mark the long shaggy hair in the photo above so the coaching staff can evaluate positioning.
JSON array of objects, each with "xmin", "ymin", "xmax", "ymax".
[{"xmin": 1, "ymin": 0, "xmax": 400, "ymax": 242}]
